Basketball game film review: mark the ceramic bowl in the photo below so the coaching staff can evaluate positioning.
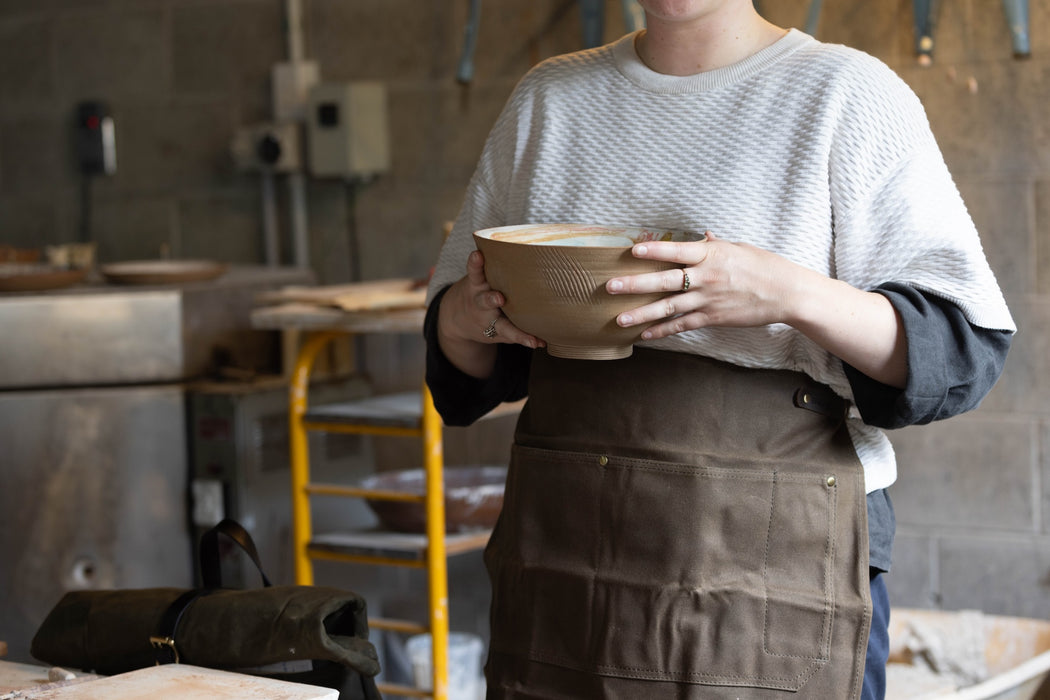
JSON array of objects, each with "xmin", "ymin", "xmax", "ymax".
[
  {"xmin": 360, "ymin": 465, "xmax": 506, "ymax": 534},
  {"xmin": 473, "ymin": 223, "xmax": 703, "ymax": 360}
]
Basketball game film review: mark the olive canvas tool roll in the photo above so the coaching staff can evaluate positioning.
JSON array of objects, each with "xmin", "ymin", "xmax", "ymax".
[
  {"xmin": 29, "ymin": 585, "xmax": 380, "ymax": 677},
  {"xmin": 30, "ymin": 519, "xmax": 381, "ymax": 700}
]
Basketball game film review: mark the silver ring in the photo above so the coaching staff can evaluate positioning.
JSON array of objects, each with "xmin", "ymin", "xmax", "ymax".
[
  {"xmin": 483, "ymin": 317, "xmax": 499, "ymax": 338},
  {"xmin": 681, "ymin": 271, "xmax": 691, "ymax": 292}
]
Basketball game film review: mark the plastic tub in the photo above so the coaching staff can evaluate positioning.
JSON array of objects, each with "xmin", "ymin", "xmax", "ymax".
[
  {"xmin": 405, "ymin": 632, "xmax": 484, "ymax": 700},
  {"xmin": 887, "ymin": 608, "xmax": 1050, "ymax": 699}
]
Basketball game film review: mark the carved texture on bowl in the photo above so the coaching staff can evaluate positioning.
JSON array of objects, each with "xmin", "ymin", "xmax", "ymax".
[{"xmin": 538, "ymin": 249, "xmax": 596, "ymax": 305}]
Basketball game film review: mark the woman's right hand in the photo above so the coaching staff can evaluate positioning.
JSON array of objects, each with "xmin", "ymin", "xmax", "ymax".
[{"xmin": 436, "ymin": 250, "xmax": 545, "ymax": 378}]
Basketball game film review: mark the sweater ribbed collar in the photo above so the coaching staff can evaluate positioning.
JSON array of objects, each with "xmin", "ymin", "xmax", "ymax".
[{"xmin": 612, "ymin": 28, "xmax": 812, "ymax": 94}]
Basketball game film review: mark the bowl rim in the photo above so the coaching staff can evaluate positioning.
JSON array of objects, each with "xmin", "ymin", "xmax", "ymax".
[{"xmin": 474, "ymin": 223, "xmax": 703, "ymax": 248}]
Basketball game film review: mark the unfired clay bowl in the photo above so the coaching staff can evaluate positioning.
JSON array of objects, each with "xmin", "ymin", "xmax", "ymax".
[
  {"xmin": 473, "ymin": 223, "xmax": 703, "ymax": 360},
  {"xmin": 360, "ymin": 465, "xmax": 506, "ymax": 534}
]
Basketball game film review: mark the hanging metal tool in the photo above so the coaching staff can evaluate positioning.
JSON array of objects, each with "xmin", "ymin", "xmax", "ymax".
[
  {"xmin": 580, "ymin": 0, "xmax": 604, "ymax": 49},
  {"xmin": 1002, "ymin": 0, "xmax": 1031, "ymax": 58},
  {"xmin": 804, "ymin": 0, "xmax": 823, "ymax": 37},
  {"xmin": 912, "ymin": 0, "xmax": 938, "ymax": 66},
  {"xmin": 622, "ymin": 0, "xmax": 645, "ymax": 33},
  {"xmin": 456, "ymin": 0, "xmax": 482, "ymax": 84}
]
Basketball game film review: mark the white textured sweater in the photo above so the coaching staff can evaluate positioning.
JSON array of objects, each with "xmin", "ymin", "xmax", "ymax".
[{"xmin": 428, "ymin": 29, "xmax": 1015, "ymax": 492}]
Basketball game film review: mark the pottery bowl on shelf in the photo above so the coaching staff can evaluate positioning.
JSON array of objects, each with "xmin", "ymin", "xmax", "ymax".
[
  {"xmin": 473, "ymin": 223, "xmax": 704, "ymax": 360},
  {"xmin": 360, "ymin": 465, "xmax": 507, "ymax": 534}
]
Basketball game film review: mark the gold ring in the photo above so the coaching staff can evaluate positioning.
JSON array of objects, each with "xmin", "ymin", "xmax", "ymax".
[
  {"xmin": 681, "ymin": 271, "xmax": 691, "ymax": 292},
  {"xmin": 483, "ymin": 317, "xmax": 499, "ymax": 338}
]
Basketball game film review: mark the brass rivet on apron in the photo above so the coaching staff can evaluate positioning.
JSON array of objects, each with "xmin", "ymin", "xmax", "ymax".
[
  {"xmin": 826, "ymin": 475, "xmax": 837, "ymax": 487},
  {"xmin": 598, "ymin": 455, "xmax": 609, "ymax": 466}
]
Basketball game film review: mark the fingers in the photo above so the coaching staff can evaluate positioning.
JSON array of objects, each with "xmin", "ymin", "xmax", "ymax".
[
  {"xmin": 467, "ymin": 250, "xmax": 503, "ymax": 309},
  {"xmin": 608, "ymin": 265, "xmax": 694, "ymax": 295},
  {"xmin": 461, "ymin": 251, "xmax": 545, "ymax": 348},
  {"xmin": 615, "ymin": 292, "xmax": 696, "ymax": 329},
  {"xmin": 606, "ymin": 234, "xmax": 711, "ymax": 295},
  {"xmin": 480, "ymin": 312, "xmax": 546, "ymax": 349}
]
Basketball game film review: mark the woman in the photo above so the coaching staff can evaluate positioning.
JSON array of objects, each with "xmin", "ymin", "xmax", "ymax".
[{"xmin": 424, "ymin": 1, "xmax": 1015, "ymax": 698}]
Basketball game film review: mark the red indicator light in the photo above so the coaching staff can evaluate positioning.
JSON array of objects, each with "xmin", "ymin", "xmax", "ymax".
[{"xmin": 86, "ymin": 115, "xmax": 100, "ymax": 129}]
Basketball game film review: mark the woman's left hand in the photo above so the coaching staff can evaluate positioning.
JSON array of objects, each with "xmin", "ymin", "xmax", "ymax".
[
  {"xmin": 607, "ymin": 230, "xmax": 909, "ymax": 389},
  {"xmin": 607, "ymin": 231, "xmax": 807, "ymax": 340}
]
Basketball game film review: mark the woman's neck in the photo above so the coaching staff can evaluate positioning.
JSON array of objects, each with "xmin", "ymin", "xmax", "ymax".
[{"xmin": 635, "ymin": 5, "xmax": 787, "ymax": 76}]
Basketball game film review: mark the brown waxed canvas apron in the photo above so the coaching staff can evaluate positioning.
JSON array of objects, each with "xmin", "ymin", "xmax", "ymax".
[{"xmin": 483, "ymin": 347, "xmax": 872, "ymax": 699}]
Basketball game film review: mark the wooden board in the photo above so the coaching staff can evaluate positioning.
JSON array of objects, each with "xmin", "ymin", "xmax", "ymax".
[
  {"xmin": 257, "ymin": 278, "xmax": 426, "ymax": 312},
  {"xmin": 250, "ymin": 303, "xmax": 425, "ymax": 334},
  {"xmin": 14, "ymin": 664, "xmax": 339, "ymax": 699}
]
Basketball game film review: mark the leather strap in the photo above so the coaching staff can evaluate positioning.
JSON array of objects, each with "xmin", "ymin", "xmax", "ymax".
[
  {"xmin": 199, "ymin": 518, "xmax": 272, "ymax": 590},
  {"xmin": 151, "ymin": 519, "xmax": 272, "ymax": 664},
  {"xmin": 793, "ymin": 381, "xmax": 848, "ymax": 421},
  {"xmin": 150, "ymin": 588, "xmax": 210, "ymax": 665}
]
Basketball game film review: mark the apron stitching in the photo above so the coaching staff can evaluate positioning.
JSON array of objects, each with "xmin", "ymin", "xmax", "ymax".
[
  {"xmin": 527, "ymin": 651, "xmax": 821, "ymax": 687},
  {"xmin": 584, "ymin": 451, "xmax": 607, "ymax": 667},
  {"xmin": 849, "ymin": 487, "xmax": 873, "ymax": 700},
  {"xmin": 501, "ymin": 447, "xmax": 861, "ymax": 692},
  {"xmin": 756, "ymin": 472, "xmax": 831, "ymax": 687},
  {"xmin": 517, "ymin": 445, "xmax": 839, "ymax": 482},
  {"xmin": 824, "ymin": 477, "xmax": 838, "ymax": 659}
]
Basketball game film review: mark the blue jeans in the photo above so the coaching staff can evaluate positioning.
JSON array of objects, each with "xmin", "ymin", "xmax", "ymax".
[{"xmin": 862, "ymin": 572, "xmax": 890, "ymax": 700}]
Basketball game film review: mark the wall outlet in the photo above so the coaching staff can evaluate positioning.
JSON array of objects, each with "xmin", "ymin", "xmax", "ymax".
[{"xmin": 230, "ymin": 122, "xmax": 302, "ymax": 172}]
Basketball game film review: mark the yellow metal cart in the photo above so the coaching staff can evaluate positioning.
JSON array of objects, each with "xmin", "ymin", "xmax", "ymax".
[{"xmin": 252, "ymin": 298, "xmax": 512, "ymax": 700}]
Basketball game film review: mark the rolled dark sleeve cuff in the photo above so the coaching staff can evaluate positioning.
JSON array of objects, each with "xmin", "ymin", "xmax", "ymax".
[{"xmin": 843, "ymin": 282, "xmax": 1012, "ymax": 429}]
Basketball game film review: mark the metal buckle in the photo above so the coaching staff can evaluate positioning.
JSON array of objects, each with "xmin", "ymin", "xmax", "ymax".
[{"xmin": 149, "ymin": 635, "xmax": 180, "ymax": 664}]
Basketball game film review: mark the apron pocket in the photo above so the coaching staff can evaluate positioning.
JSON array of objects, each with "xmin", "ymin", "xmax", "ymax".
[{"xmin": 487, "ymin": 444, "xmax": 838, "ymax": 692}]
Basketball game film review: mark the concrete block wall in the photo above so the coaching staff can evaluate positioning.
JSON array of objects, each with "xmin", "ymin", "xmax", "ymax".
[{"xmin": 1, "ymin": 0, "xmax": 1047, "ymax": 630}]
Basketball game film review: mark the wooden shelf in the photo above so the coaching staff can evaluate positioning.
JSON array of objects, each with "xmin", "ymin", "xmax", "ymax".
[{"xmin": 308, "ymin": 529, "xmax": 491, "ymax": 564}]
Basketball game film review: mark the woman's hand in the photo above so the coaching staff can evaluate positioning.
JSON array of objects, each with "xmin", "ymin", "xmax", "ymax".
[
  {"xmin": 437, "ymin": 250, "xmax": 545, "ymax": 379},
  {"xmin": 606, "ymin": 231, "xmax": 805, "ymax": 336},
  {"xmin": 606, "ymin": 231, "xmax": 908, "ymax": 388}
]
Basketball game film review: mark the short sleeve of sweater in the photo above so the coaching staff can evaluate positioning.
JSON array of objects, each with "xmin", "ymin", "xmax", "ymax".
[
  {"xmin": 423, "ymin": 286, "xmax": 532, "ymax": 426},
  {"xmin": 844, "ymin": 282, "xmax": 1012, "ymax": 429},
  {"xmin": 827, "ymin": 56, "xmax": 1014, "ymax": 334}
]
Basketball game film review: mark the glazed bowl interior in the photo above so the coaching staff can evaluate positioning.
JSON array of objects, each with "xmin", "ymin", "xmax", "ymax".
[{"xmin": 473, "ymin": 223, "xmax": 703, "ymax": 360}]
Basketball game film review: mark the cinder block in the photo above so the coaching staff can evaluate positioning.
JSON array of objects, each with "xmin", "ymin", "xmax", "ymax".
[
  {"xmin": 298, "ymin": 178, "xmax": 349, "ymax": 279},
  {"xmin": 309, "ymin": 0, "xmax": 453, "ymax": 83},
  {"xmin": 1036, "ymin": 180, "xmax": 1050, "ymax": 296},
  {"xmin": 354, "ymin": 179, "xmax": 475, "ymax": 281},
  {"xmin": 1038, "ymin": 421, "xmax": 1050, "ymax": 535},
  {"xmin": 884, "ymin": 532, "xmax": 938, "ymax": 609},
  {"xmin": 0, "ymin": 117, "xmax": 73, "ymax": 195},
  {"xmin": 982, "ymin": 298, "xmax": 1050, "ymax": 415},
  {"xmin": 0, "ymin": 18, "xmax": 52, "ymax": 101},
  {"xmin": 53, "ymin": 9, "xmax": 165, "ymax": 99},
  {"xmin": 955, "ymin": 178, "xmax": 1034, "ymax": 297},
  {"xmin": 90, "ymin": 196, "xmax": 174, "ymax": 263},
  {"xmin": 177, "ymin": 193, "xmax": 263, "ymax": 263},
  {"xmin": 939, "ymin": 536, "xmax": 1050, "ymax": 617},
  {"xmin": 818, "ymin": 0, "xmax": 902, "ymax": 60},
  {"xmin": 116, "ymin": 101, "xmax": 238, "ymax": 191},
  {"xmin": 468, "ymin": 1, "xmax": 551, "ymax": 83},
  {"xmin": 898, "ymin": 56, "xmax": 1050, "ymax": 178},
  {"xmin": 381, "ymin": 86, "xmax": 451, "ymax": 185},
  {"xmin": 0, "ymin": 194, "xmax": 60, "ymax": 247},
  {"xmin": 887, "ymin": 417, "xmax": 1036, "ymax": 531},
  {"xmin": 171, "ymin": 1, "xmax": 282, "ymax": 98}
]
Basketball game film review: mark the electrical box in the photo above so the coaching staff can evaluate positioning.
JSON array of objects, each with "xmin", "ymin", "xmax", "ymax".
[
  {"xmin": 306, "ymin": 81, "xmax": 390, "ymax": 179},
  {"xmin": 75, "ymin": 101, "xmax": 116, "ymax": 175},
  {"xmin": 230, "ymin": 122, "xmax": 302, "ymax": 173},
  {"xmin": 272, "ymin": 61, "xmax": 319, "ymax": 122}
]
